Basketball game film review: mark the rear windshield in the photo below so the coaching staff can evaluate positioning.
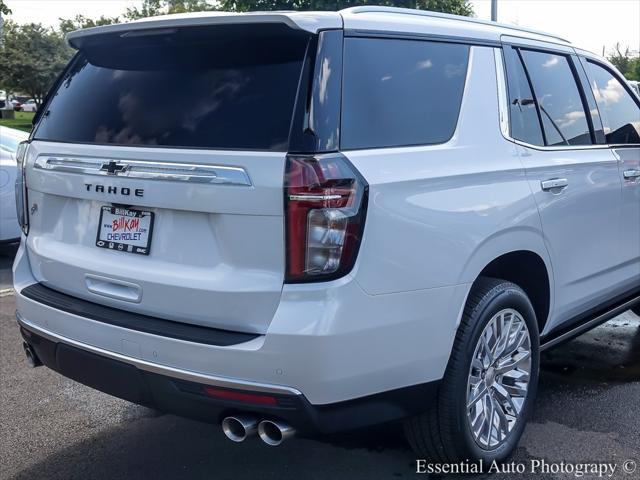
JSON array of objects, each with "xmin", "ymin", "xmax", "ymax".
[{"xmin": 33, "ymin": 25, "xmax": 310, "ymax": 151}]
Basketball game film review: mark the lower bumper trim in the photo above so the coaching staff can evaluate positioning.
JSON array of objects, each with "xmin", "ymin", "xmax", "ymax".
[{"xmin": 19, "ymin": 313, "xmax": 441, "ymax": 435}]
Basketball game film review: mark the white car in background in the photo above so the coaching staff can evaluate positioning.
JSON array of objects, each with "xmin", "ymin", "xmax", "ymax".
[
  {"xmin": 0, "ymin": 126, "xmax": 29, "ymax": 243},
  {"xmin": 20, "ymin": 99, "xmax": 38, "ymax": 113}
]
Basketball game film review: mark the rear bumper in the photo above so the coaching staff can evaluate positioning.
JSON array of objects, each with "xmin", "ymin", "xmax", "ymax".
[
  {"xmin": 19, "ymin": 316, "xmax": 440, "ymax": 434},
  {"xmin": 13, "ymin": 240, "xmax": 469, "ymax": 419}
]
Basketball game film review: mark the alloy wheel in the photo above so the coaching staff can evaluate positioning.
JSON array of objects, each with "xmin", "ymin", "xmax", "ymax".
[{"xmin": 466, "ymin": 308, "xmax": 532, "ymax": 450}]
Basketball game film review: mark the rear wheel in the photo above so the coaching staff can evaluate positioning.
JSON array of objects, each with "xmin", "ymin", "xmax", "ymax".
[{"xmin": 405, "ymin": 278, "xmax": 540, "ymax": 464}]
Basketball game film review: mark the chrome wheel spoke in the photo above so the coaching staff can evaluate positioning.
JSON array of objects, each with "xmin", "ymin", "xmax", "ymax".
[
  {"xmin": 502, "ymin": 381, "xmax": 528, "ymax": 398},
  {"xmin": 482, "ymin": 395, "xmax": 494, "ymax": 442},
  {"xmin": 493, "ymin": 311, "xmax": 513, "ymax": 359},
  {"xmin": 502, "ymin": 322, "xmax": 527, "ymax": 358},
  {"xmin": 492, "ymin": 395, "xmax": 509, "ymax": 442},
  {"xmin": 495, "ymin": 351, "xmax": 531, "ymax": 375},
  {"xmin": 493, "ymin": 383, "xmax": 521, "ymax": 415},
  {"xmin": 502, "ymin": 369, "xmax": 530, "ymax": 383},
  {"xmin": 471, "ymin": 358, "xmax": 484, "ymax": 375},
  {"xmin": 467, "ymin": 384, "xmax": 488, "ymax": 409},
  {"xmin": 481, "ymin": 334, "xmax": 494, "ymax": 366}
]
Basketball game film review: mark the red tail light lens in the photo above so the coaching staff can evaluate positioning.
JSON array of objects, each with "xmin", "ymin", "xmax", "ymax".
[{"xmin": 284, "ymin": 154, "xmax": 368, "ymax": 283}]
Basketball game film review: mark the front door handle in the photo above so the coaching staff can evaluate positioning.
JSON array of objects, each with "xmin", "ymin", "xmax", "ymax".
[
  {"xmin": 623, "ymin": 169, "xmax": 640, "ymax": 180},
  {"xmin": 541, "ymin": 178, "xmax": 568, "ymax": 191}
]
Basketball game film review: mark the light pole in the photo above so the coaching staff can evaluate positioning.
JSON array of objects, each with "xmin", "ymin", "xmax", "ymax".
[{"xmin": 491, "ymin": 0, "xmax": 498, "ymax": 21}]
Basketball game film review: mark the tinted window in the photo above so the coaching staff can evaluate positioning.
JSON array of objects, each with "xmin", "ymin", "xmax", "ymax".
[
  {"xmin": 504, "ymin": 47, "xmax": 544, "ymax": 146},
  {"xmin": 520, "ymin": 50, "xmax": 592, "ymax": 146},
  {"xmin": 341, "ymin": 38, "xmax": 469, "ymax": 149},
  {"xmin": 584, "ymin": 61, "xmax": 640, "ymax": 144},
  {"xmin": 33, "ymin": 25, "xmax": 309, "ymax": 150}
]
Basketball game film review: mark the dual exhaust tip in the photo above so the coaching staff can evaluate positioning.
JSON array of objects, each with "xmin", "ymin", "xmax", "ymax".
[
  {"xmin": 222, "ymin": 415, "xmax": 295, "ymax": 446},
  {"xmin": 23, "ymin": 342, "xmax": 42, "ymax": 368}
]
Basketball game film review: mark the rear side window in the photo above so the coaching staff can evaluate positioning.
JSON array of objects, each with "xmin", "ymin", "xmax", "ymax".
[
  {"xmin": 33, "ymin": 25, "xmax": 310, "ymax": 151},
  {"xmin": 584, "ymin": 60, "xmax": 640, "ymax": 144},
  {"xmin": 520, "ymin": 50, "xmax": 592, "ymax": 146},
  {"xmin": 341, "ymin": 38, "xmax": 469, "ymax": 150}
]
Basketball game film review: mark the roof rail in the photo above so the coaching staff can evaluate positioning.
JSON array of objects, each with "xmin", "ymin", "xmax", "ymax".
[{"xmin": 340, "ymin": 6, "xmax": 571, "ymax": 44}]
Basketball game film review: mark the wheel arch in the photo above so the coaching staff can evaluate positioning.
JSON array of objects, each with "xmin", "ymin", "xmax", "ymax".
[{"xmin": 459, "ymin": 229, "xmax": 554, "ymax": 334}]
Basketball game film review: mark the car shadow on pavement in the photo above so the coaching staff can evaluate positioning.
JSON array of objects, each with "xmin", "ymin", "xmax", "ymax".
[
  {"xmin": 8, "ymin": 414, "xmax": 417, "ymax": 480},
  {"xmin": 0, "ymin": 243, "xmax": 19, "ymax": 290}
]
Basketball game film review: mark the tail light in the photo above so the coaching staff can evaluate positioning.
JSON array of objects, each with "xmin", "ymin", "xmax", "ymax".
[
  {"xmin": 284, "ymin": 154, "xmax": 368, "ymax": 283},
  {"xmin": 15, "ymin": 141, "xmax": 30, "ymax": 235}
]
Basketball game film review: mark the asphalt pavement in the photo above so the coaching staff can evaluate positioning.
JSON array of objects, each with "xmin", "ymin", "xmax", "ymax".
[{"xmin": 1, "ymin": 242, "xmax": 638, "ymax": 479}]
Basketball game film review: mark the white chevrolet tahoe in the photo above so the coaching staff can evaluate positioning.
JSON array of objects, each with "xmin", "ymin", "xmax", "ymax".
[{"xmin": 13, "ymin": 7, "xmax": 640, "ymax": 463}]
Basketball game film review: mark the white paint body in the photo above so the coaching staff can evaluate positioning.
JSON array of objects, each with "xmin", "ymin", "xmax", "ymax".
[
  {"xmin": 0, "ymin": 126, "xmax": 28, "ymax": 242},
  {"xmin": 14, "ymin": 8, "xmax": 640, "ymax": 405},
  {"xmin": 0, "ymin": 150, "xmax": 21, "ymax": 242}
]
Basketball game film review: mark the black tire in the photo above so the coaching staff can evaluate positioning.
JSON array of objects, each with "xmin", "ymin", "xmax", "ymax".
[{"xmin": 404, "ymin": 277, "xmax": 540, "ymax": 464}]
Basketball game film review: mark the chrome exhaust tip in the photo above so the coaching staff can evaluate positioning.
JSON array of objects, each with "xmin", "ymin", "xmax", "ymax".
[
  {"xmin": 22, "ymin": 342, "xmax": 42, "ymax": 368},
  {"xmin": 258, "ymin": 419, "xmax": 295, "ymax": 446},
  {"xmin": 221, "ymin": 415, "xmax": 258, "ymax": 443}
]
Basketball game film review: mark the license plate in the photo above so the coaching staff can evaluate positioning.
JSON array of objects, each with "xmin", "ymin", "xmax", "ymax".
[{"xmin": 96, "ymin": 206, "xmax": 154, "ymax": 255}]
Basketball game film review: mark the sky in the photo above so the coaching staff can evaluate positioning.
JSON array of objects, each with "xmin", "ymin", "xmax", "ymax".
[{"xmin": 2, "ymin": 0, "xmax": 639, "ymax": 56}]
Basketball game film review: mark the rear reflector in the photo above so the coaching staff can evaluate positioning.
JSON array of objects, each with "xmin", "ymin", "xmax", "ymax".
[{"xmin": 203, "ymin": 387, "xmax": 278, "ymax": 406}]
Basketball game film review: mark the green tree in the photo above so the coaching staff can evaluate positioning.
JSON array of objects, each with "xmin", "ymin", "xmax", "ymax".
[
  {"xmin": 608, "ymin": 43, "xmax": 632, "ymax": 77},
  {"xmin": 222, "ymin": 0, "xmax": 472, "ymax": 15},
  {"xmin": 125, "ymin": 0, "xmax": 215, "ymax": 20},
  {"xmin": 58, "ymin": 14, "xmax": 120, "ymax": 34},
  {"xmin": 125, "ymin": 0, "xmax": 473, "ymax": 18},
  {"xmin": 607, "ymin": 43, "xmax": 640, "ymax": 81},
  {"xmin": 0, "ymin": 22, "xmax": 71, "ymax": 105},
  {"xmin": 629, "ymin": 57, "xmax": 640, "ymax": 81},
  {"xmin": 0, "ymin": 0, "xmax": 11, "ymax": 16}
]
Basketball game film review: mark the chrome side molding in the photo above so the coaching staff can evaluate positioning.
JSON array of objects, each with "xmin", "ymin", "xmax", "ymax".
[{"xmin": 34, "ymin": 156, "xmax": 252, "ymax": 186}]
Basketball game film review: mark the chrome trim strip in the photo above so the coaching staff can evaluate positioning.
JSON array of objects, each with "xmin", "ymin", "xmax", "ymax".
[
  {"xmin": 34, "ymin": 156, "xmax": 252, "ymax": 186},
  {"xmin": 510, "ymin": 142, "xmax": 612, "ymax": 151},
  {"xmin": 17, "ymin": 312, "xmax": 301, "ymax": 396}
]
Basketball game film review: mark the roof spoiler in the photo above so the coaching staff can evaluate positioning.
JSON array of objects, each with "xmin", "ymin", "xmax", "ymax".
[{"xmin": 66, "ymin": 11, "xmax": 342, "ymax": 49}]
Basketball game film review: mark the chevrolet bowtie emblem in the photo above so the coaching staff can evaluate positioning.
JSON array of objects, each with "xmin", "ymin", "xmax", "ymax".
[{"xmin": 100, "ymin": 161, "xmax": 129, "ymax": 175}]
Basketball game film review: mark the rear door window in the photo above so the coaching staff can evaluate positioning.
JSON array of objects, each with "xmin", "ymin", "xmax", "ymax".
[
  {"xmin": 341, "ymin": 38, "xmax": 469, "ymax": 150},
  {"xmin": 33, "ymin": 25, "xmax": 310, "ymax": 151},
  {"xmin": 584, "ymin": 60, "xmax": 640, "ymax": 144},
  {"xmin": 519, "ymin": 50, "xmax": 592, "ymax": 146}
]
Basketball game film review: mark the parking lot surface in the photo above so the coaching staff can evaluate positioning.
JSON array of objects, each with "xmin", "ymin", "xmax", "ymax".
[{"xmin": 1, "ymin": 243, "xmax": 638, "ymax": 479}]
